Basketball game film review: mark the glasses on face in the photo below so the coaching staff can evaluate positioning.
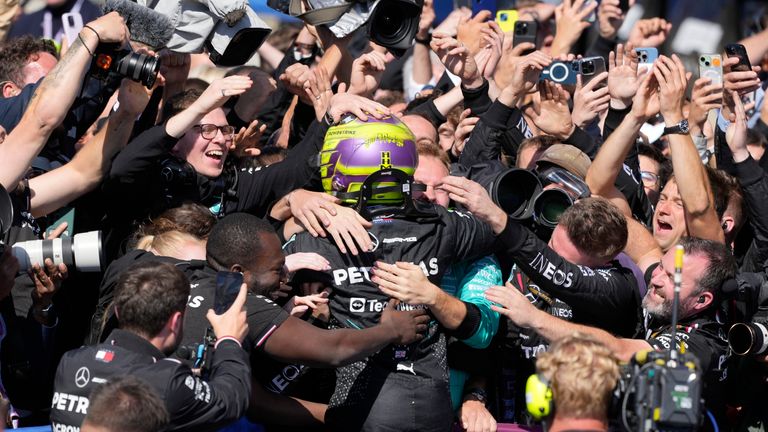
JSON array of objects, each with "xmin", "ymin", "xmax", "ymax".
[
  {"xmin": 641, "ymin": 171, "xmax": 659, "ymax": 187},
  {"xmin": 194, "ymin": 124, "xmax": 235, "ymax": 140}
]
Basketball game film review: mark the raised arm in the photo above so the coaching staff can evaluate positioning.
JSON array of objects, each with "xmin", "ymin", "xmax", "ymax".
[
  {"xmin": 657, "ymin": 55, "xmax": 724, "ymax": 243},
  {"xmin": 0, "ymin": 12, "xmax": 128, "ymax": 190},
  {"xmin": 28, "ymin": 79, "xmax": 153, "ymax": 217}
]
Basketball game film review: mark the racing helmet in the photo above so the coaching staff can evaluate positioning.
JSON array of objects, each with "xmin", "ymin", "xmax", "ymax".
[{"xmin": 320, "ymin": 115, "xmax": 418, "ymax": 205}]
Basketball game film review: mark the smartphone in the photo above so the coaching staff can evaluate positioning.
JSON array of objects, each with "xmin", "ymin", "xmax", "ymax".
[
  {"xmin": 540, "ymin": 60, "xmax": 580, "ymax": 85},
  {"xmin": 512, "ymin": 20, "xmax": 539, "ymax": 53},
  {"xmin": 725, "ymin": 43, "xmax": 752, "ymax": 72},
  {"xmin": 472, "ymin": 0, "xmax": 497, "ymax": 17},
  {"xmin": 580, "ymin": 56, "xmax": 607, "ymax": 88},
  {"xmin": 215, "ymin": 271, "xmax": 243, "ymax": 314},
  {"xmin": 618, "ymin": 0, "xmax": 630, "ymax": 13},
  {"xmin": 635, "ymin": 47, "xmax": 658, "ymax": 75},
  {"xmin": 582, "ymin": 0, "xmax": 597, "ymax": 23},
  {"xmin": 698, "ymin": 54, "xmax": 723, "ymax": 85},
  {"xmin": 496, "ymin": 9, "xmax": 519, "ymax": 34}
]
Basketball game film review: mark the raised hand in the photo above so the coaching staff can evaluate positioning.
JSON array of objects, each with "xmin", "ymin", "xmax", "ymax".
[
  {"xmin": 572, "ymin": 72, "xmax": 610, "ymax": 128},
  {"xmin": 456, "ymin": 9, "xmax": 493, "ymax": 56},
  {"xmin": 499, "ymin": 50, "xmax": 552, "ymax": 105},
  {"xmin": 688, "ymin": 77, "xmax": 723, "ymax": 136},
  {"xmin": 196, "ymin": 75, "xmax": 253, "ymax": 114},
  {"xmin": 232, "ymin": 119, "xmax": 266, "ymax": 157},
  {"xmin": 417, "ymin": 0, "xmax": 435, "ymax": 39},
  {"xmin": 597, "ymin": 0, "xmax": 626, "ymax": 40},
  {"xmin": 725, "ymin": 90, "xmax": 750, "ymax": 163},
  {"xmin": 550, "ymin": 0, "xmax": 597, "ymax": 56},
  {"xmin": 327, "ymin": 83, "xmax": 390, "ymax": 124},
  {"xmin": 607, "ymin": 43, "xmax": 642, "ymax": 108},
  {"xmin": 653, "ymin": 55, "xmax": 689, "ymax": 124},
  {"xmin": 629, "ymin": 67, "xmax": 660, "ymax": 121},
  {"xmin": 86, "ymin": 11, "xmax": 129, "ymax": 44},
  {"xmin": 348, "ymin": 51, "xmax": 387, "ymax": 97},
  {"xmin": 281, "ymin": 63, "xmax": 314, "ymax": 103},
  {"xmin": 722, "ymin": 56, "xmax": 762, "ymax": 121},
  {"xmin": 451, "ymin": 109, "xmax": 479, "ymax": 158},
  {"xmin": 304, "ymin": 65, "xmax": 333, "ymax": 123},
  {"xmin": 431, "ymin": 32, "xmax": 482, "ymax": 88},
  {"xmin": 475, "ymin": 21, "xmax": 505, "ymax": 80},
  {"xmin": 437, "ymin": 175, "xmax": 507, "ymax": 234},
  {"xmin": 527, "ymin": 80, "xmax": 575, "ymax": 140},
  {"xmin": 628, "ymin": 18, "xmax": 671, "ymax": 48}
]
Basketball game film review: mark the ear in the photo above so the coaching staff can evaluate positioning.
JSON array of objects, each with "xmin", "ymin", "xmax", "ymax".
[
  {"xmin": 720, "ymin": 216, "xmax": 735, "ymax": 235},
  {"xmin": 693, "ymin": 291, "xmax": 714, "ymax": 311},
  {"xmin": 169, "ymin": 310, "xmax": 184, "ymax": 334},
  {"xmin": 2, "ymin": 82, "xmax": 18, "ymax": 98}
]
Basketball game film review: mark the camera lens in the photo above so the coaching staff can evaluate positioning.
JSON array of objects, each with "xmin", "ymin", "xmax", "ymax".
[
  {"xmin": 729, "ymin": 322, "xmax": 768, "ymax": 355},
  {"xmin": 533, "ymin": 189, "xmax": 573, "ymax": 228},
  {"xmin": 12, "ymin": 231, "xmax": 103, "ymax": 272},
  {"xmin": 492, "ymin": 169, "xmax": 542, "ymax": 220},
  {"xmin": 117, "ymin": 51, "xmax": 160, "ymax": 88},
  {"xmin": 582, "ymin": 61, "xmax": 594, "ymax": 74},
  {"xmin": 371, "ymin": 2, "xmax": 408, "ymax": 44}
]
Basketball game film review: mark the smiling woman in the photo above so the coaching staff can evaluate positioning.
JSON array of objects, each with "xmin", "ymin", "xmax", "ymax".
[{"xmin": 171, "ymin": 108, "xmax": 233, "ymax": 178}]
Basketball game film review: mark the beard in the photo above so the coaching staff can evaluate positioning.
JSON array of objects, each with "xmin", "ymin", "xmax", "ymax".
[{"xmin": 641, "ymin": 289, "xmax": 697, "ymax": 322}]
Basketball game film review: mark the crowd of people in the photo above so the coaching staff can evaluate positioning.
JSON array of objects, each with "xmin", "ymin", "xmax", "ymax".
[{"xmin": 0, "ymin": 0, "xmax": 768, "ymax": 431}]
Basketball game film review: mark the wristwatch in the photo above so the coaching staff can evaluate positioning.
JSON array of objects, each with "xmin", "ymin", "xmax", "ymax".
[
  {"xmin": 463, "ymin": 388, "xmax": 488, "ymax": 405},
  {"xmin": 662, "ymin": 119, "xmax": 690, "ymax": 136}
]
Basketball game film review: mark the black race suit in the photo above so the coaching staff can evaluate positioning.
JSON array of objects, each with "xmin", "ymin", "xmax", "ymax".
[
  {"xmin": 283, "ymin": 204, "xmax": 496, "ymax": 432},
  {"xmin": 50, "ymin": 329, "xmax": 250, "ymax": 432}
]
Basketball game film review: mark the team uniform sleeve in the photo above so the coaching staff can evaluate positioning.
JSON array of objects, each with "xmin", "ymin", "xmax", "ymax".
[
  {"xmin": 444, "ymin": 208, "xmax": 498, "ymax": 263},
  {"xmin": 245, "ymin": 295, "xmax": 290, "ymax": 352},
  {"xmin": 454, "ymin": 256, "xmax": 502, "ymax": 349},
  {"xmin": 164, "ymin": 340, "xmax": 251, "ymax": 431},
  {"xmin": 496, "ymin": 217, "xmax": 638, "ymax": 326}
]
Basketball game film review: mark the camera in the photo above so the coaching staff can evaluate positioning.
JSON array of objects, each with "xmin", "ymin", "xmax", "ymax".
[
  {"xmin": 368, "ymin": 0, "xmax": 423, "ymax": 57},
  {"xmin": 540, "ymin": 61, "xmax": 580, "ymax": 85},
  {"xmin": 0, "ymin": 183, "xmax": 103, "ymax": 272},
  {"xmin": 90, "ymin": 43, "xmax": 160, "ymax": 88},
  {"xmin": 729, "ymin": 320, "xmax": 768, "ymax": 355},
  {"xmin": 487, "ymin": 167, "xmax": 589, "ymax": 229}
]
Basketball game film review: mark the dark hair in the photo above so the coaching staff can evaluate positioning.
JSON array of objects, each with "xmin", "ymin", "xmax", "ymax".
[
  {"xmin": 82, "ymin": 376, "xmax": 169, "ymax": 432},
  {"xmin": 206, "ymin": 213, "xmax": 276, "ymax": 271},
  {"xmin": 746, "ymin": 128, "xmax": 767, "ymax": 149},
  {"xmin": 253, "ymin": 146, "xmax": 288, "ymax": 167},
  {"xmin": 705, "ymin": 166, "xmax": 732, "ymax": 219},
  {"xmin": 637, "ymin": 143, "xmax": 672, "ymax": 189},
  {"xmin": 680, "ymin": 237, "xmax": 737, "ymax": 296},
  {"xmin": 113, "ymin": 261, "xmax": 190, "ymax": 337},
  {"xmin": 161, "ymin": 88, "xmax": 202, "ymax": 122},
  {"xmin": 559, "ymin": 197, "xmax": 628, "ymax": 262},
  {"xmin": 0, "ymin": 36, "xmax": 57, "ymax": 87},
  {"xmin": 183, "ymin": 78, "xmax": 209, "ymax": 93},
  {"xmin": 130, "ymin": 203, "xmax": 215, "ymax": 249}
]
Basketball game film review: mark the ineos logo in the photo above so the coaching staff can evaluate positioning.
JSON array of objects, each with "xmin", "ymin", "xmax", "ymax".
[{"xmin": 75, "ymin": 367, "xmax": 90, "ymax": 388}]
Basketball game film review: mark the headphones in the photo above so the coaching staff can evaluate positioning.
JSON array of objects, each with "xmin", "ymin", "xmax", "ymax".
[{"xmin": 525, "ymin": 374, "xmax": 554, "ymax": 420}]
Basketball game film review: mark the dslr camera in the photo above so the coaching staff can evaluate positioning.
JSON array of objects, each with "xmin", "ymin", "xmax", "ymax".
[
  {"xmin": 90, "ymin": 43, "xmax": 160, "ymax": 88},
  {"xmin": 368, "ymin": 0, "xmax": 424, "ymax": 57}
]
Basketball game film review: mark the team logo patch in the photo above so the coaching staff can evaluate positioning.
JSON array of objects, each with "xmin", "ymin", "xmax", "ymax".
[{"xmin": 75, "ymin": 367, "xmax": 90, "ymax": 388}]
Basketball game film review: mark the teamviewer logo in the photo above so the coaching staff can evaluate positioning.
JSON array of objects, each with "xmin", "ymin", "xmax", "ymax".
[{"xmin": 350, "ymin": 297, "xmax": 366, "ymax": 313}]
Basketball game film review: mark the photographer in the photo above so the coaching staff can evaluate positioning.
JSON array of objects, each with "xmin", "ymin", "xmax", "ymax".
[{"xmin": 51, "ymin": 260, "xmax": 251, "ymax": 431}]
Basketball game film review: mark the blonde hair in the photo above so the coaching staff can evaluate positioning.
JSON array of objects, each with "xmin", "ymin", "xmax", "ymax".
[
  {"xmin": 535, "ymin": 333, "xmax": 620, "ymax": 420},
  {"xmin": 135, "ymin": 230, "xmax": 205, "ymax": 261}
]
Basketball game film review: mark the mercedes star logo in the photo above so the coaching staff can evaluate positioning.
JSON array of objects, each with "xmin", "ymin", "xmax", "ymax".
[{"xmin": 75, "ymin": 367, "xmax": 90, "ymax": 388}]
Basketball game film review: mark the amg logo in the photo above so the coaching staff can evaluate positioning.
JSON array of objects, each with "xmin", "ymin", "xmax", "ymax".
[{"xmin": 382, "ymin": 237, "xmax": 417, "ymax": 244}]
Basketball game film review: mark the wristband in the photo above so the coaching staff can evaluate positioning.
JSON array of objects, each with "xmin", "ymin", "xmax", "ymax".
[
  {"xmin": 78, "ymin": 33, "xmax": 95, "ymax": 57},
  {"xmin": 82, "ymin": 25, "xmax": 101, "ymax": 43},
  {"xmin": 214, "ymin": 336, "xmax": 242, "ymax": 349},
  {"xmin": 415, "ymin": 34, "xmax": 431, "ymax": 46}
]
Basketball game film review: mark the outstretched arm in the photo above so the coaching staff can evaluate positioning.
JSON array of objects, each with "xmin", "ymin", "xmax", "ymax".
[{"xmin": 0, "ymin": 12, "xmax": 128, "ymax": 190}]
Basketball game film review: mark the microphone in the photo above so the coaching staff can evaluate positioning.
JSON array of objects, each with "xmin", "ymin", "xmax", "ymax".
[{"xmin": 103, "ymin": 0, "xmax": 174, "ymax": 50}]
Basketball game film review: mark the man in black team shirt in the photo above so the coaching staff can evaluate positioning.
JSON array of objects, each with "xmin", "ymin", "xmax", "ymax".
[
  {"xmin": 95, "ymin": 212, "xmax": 429, "ymax": 428},
  {"xmin": 51, "ymin": 261, "xmax": 251, "ymax": 432},
  {"xmin": 283, "ymin": 115, "xmax": 498, "ymax": 432}
]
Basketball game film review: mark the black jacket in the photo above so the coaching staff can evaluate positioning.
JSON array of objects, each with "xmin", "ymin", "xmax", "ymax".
[{"xmin": 51, "ymin": 329, "xmax": 251, "ymax": 431}]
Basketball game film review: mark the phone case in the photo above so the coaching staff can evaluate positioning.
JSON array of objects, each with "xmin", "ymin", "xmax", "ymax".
[
  {"xmin": 698, "ymin": 55, "xmax": 723, "ymax": 85},
  {"xmin": 635, "ymin": 47, "xmax": 658, "ymax": 75},
  {"xmin": 580, "ymin": 56, "xmax": 607, "ymax": 87},
  {"xmin": 512, "ymin": 20, "xmax": 538, "ymax": 50},
  {"xmin": 215, "ymin": 271, "xmax": 243, "ymax": 314},
  {"xmin": 496, "ymin": 10, "xmax": 518, "ymax": 34},
  {"xmin": 472, "ymin": 0, "xmax": 496, "ymax": 17},
  {"xmin": 725, "ymin": 44, "xmax": 752, "ymax": 72},
  {"xmin": 540, "ymin": 61, "xmax": 580, "ymax": 85}
]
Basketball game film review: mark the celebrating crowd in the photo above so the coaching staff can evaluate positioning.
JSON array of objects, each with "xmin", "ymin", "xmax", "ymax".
[{"xmin": 1, "ymin": 0, "xmax": 768, "ymax": 431}]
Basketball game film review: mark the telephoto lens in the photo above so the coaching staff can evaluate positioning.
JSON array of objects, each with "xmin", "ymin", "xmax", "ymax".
[
  {"xmin": 368, "ymin": 0, "xmax": 423, "ymax": 57},
  {"xmin": 116, "ymin": 51, "xmax": 160, "ymax": 88},
  {"xmin": 728, "ymin": 321, "xmax": 768, "ymax": 355},
  {"xmin": 489, "ymin": 169, "xmax": 542, "ymax": 220},
  {"xmin": 12, "ymin": 231, "xmax": 103, "ymax": 273},
  {"xmin": 533, "ymin": 188, "xmax": 573, "ymax": 228}
]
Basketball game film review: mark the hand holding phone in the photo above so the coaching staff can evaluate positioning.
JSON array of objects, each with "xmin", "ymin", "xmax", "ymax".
[
  {"xmin": 208, "ymin": 272, "xmax": 249, "ymax": 343},
  {"xmin": 512, "ymin": 20, "xmax": 539, "ymax": 54},
  {"xmin": 725, "ymin": 43, "xmax": 752, "ymax": 72}
]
